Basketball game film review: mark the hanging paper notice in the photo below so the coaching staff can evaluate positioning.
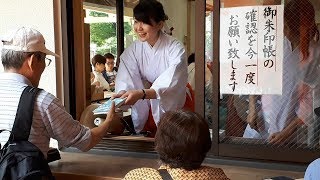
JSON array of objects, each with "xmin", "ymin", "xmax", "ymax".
[{"xmin": 220, "ymin": 5, "xmax": 284, "ymax": 95}]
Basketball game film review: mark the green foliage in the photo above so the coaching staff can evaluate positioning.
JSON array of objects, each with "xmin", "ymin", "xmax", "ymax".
[
  {"xmin": 89, "ymin": 11, "xmax": 108, "ymax": 17},
  {"xmin": 88, "ymin": 10, "xmax": 135, "ymax": 57},
  {"xmin": 90, "ymin": 22, "xmax": 116, "ymax": 46},
  {"xmin": 96, "ymin": 36, "xmax": 117, "ymax": 56},
  {"xmin": 124, "ymin": 22, "xmax": 132, "ymax": 35},
  {"xmin": 205, "ymin": 31, "xmax": 212, "ymax": 53}
]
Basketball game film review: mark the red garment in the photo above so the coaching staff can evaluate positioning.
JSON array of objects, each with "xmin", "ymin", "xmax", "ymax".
[{"xmin": 143, "ymin": 84, "xmax": 195, "ymax": 137}]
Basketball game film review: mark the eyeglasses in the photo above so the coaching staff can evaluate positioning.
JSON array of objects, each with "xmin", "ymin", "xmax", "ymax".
[
  {"xmin": 45, "ymin": 57, "xmax": 52, "ymax": 67},
  {"xmin": 106, "ymin": 62, "xmax": 115, "ymax": 65}
]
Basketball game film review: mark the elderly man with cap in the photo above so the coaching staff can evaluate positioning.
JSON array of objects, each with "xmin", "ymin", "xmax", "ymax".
[{"xmin": 0, "ymin": 27, "xmax": 116, "ymax": 158}]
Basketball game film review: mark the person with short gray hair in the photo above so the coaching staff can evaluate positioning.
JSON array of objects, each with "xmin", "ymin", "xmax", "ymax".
[{"xmin": 0, "ymin": 27, "xmax": 117, "ymax": 158}]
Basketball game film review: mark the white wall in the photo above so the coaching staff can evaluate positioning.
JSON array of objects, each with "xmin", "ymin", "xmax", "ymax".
[
  {"xmin": 0, "ymin": 0, "xmax": 57, "ymax": 96},
  {"xmin": 190, "ymin": 1, "xmax": 196, "ymax": 54},
  {"xmin": 159, "ymin": 0, "xmax": 188, "ymax": 45},
  {"xmin": 316, "ymin": 11, "xmax": 320, "ymax": 24}
]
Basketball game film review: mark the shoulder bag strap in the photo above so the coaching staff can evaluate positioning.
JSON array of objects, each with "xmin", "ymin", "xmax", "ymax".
[
  {"xmin": 315, "ymin": 107, "xmax": 320, "ymax": 116},
  {"xmin": 9, "ymin": 86, "xmax": 41, "ymax": 142},
  {"xmin": 158, "ymin": 169, "xmax": 173, "ymax": 180}
]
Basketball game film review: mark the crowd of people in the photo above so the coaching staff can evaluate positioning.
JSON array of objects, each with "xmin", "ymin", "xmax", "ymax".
[{"xmin": 91, "ymin": 53, "xmax": 117, "ymax": 92}]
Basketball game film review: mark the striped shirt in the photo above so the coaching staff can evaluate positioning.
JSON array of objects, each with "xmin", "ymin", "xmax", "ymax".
[{"xmin": 0, "ymin": 73, "xmax": 91, "ymax": 157}]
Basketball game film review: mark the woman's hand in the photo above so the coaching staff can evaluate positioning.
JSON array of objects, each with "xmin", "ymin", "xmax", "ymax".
[
  {"xmin": 268, "ymin": 117, "xmax": 303, "ymax": 144},
  {"xmin": 269, "ymin": 130, "xmax": 292, "ymax": 145},
  {"xmin": 112, "ymin": 90, "xmax": 143, "ymax": 105},
  {"xmin": 120, "ymin": 90, "xmax": 144, "ymax": 105},
  {"xmin": 112, "ymin": 90, "xmax": 126, "ymax": 99},
  {"xmin": 112, "ymin": 89, "xmax": 156, "ymax": 105}
]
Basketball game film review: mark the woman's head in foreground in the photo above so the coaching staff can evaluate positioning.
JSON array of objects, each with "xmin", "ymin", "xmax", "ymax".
[{"xmin": 155, "ymin": 110, "xmax": 211, "ymax": 171}]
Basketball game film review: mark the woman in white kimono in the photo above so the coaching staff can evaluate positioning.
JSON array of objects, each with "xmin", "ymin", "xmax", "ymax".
[
  {"xmin": 244, "ymin": 0, "xmax": 320, "ymax": 145},
  {"xmin": 114, "ymin": 0, "xmax": 194, "ymax": 136}
]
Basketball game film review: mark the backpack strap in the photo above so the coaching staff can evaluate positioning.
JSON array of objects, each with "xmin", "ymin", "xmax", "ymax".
[
  {"xmin": 9, "ymin": 86, "xmax": 41, "ymax": 142},
  {"xmin": 315, "ymin": 107, "xmax": 320, "ymax": 116},
  {"xmin": 158, "ymin": 169, "xmax": 173, "ymax": 180}
]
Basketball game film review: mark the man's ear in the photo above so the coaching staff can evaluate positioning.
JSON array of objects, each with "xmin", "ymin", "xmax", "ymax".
[{"xmin": 27, "ymin": 54, "xmax": 37, "ymax": 72}]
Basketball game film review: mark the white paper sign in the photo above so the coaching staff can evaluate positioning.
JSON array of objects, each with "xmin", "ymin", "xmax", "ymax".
[{"xmin": 220, "ymin": 5, "xmax": 284, "ymax": 95}]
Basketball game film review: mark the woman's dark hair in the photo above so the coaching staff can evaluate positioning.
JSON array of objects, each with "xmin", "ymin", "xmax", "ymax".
[
  {"xmin": 133, "ymin": 0, "xmax": 168, "ymax": 26},
  {"xmin": 188, "ymin": 53, "xmax": 195, "ymax": 65},
  {"xmin": 155, "ymin": 110, "xmax": 211, "ymax": 171},
  {"xmin": 91, "ymin": 54, "xmax": 106, "ymax": 66},
  {"xmin": 284, "ymin": 0, "xmax": 319, "ymax": 61}
]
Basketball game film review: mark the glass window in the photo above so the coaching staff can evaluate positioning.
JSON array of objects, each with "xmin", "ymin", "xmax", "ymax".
[
  {"xmin": 205, "ymin": 0, "xmax": 214, "ymax": 132},
  {"xmin": 218, "ymin": 0, "xmax": 320, "ymax": 153},
  {"xmin": 79, "ymin": 0, "xmax": 198, "ymax": 141}
]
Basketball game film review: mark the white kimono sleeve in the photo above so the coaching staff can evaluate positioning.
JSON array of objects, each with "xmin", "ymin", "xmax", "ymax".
[
  {"xmin": 115, "ymin": 47, "xmax": 150, "ymax": 132},
  {"xmin": 115, "ymin": 49, "xmax": 144, "ymax": 92},
  {"xmin": 150, "ymin": 40, "xmax": 188, "ymax": 113}
]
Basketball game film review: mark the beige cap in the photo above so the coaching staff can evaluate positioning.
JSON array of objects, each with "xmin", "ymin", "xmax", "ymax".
[{"xmin": 1, "ymin": 27, "xmax": 59, "ymax": 57}]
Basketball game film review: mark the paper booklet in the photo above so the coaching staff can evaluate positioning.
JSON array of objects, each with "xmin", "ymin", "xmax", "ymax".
[{"xmin": 92, "ymin": 98, "xmax": 126, "ymax": 115}]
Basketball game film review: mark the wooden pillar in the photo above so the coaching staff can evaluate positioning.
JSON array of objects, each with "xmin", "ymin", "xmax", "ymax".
[{"xmin": 73, "ymin": 0, "xmax": 87, "ymax": 120}]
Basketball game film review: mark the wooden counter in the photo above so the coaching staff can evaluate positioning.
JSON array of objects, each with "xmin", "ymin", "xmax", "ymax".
[
  {"xmin": 49, "ymin": 151, "xmax": 158, "ymax": 179},
  {"xmin": 49, "ymin": 151, "xmax": 305, "ymax": 180}
]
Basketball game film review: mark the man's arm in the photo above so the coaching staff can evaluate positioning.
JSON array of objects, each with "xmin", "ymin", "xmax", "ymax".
[{"xmin": 84, "ymin": 102, "xmax": 116, "ymax": 151}]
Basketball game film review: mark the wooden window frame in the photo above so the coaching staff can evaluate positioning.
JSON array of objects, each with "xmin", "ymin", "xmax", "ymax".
[{"xmin": 63, "ymin": 0, "xmax": 320, "ymax": 164}]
